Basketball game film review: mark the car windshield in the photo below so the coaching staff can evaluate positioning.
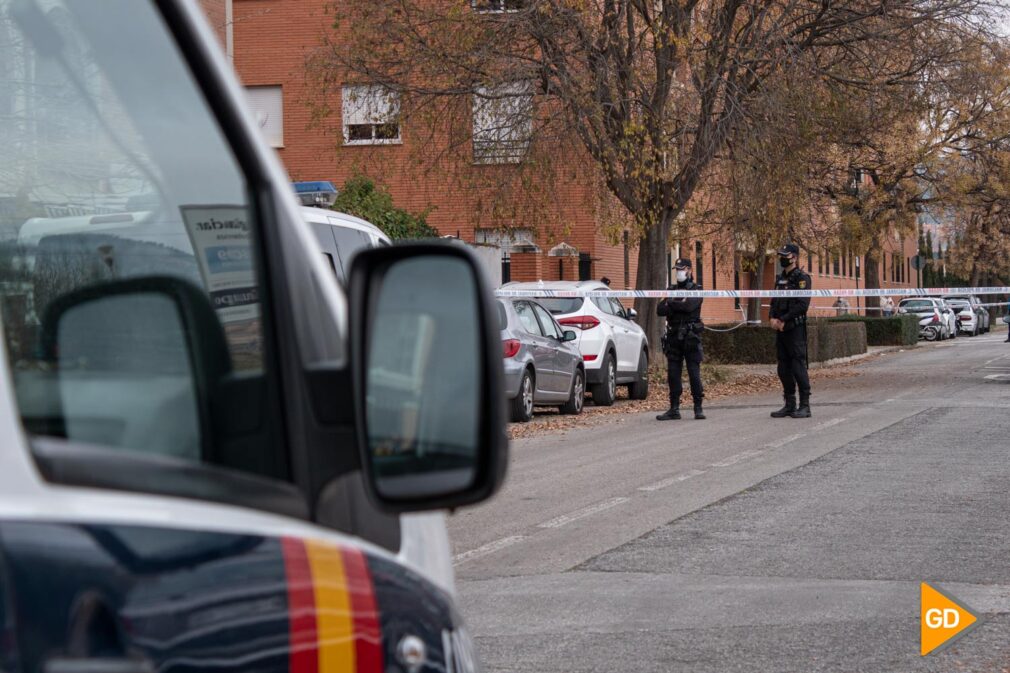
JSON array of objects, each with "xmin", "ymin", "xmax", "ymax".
[{"xmin": 534, "ymin": 297, "xmax": 584, "ymax": 315}]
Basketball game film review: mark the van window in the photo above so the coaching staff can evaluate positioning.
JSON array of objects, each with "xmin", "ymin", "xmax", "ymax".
[
  {"xmin": 331, "ymin": 227, "xmax": 373, "ymax": 272},
  {"xmin": 0, "ymin": 1, "xmax": 286, "ymax": 482}
]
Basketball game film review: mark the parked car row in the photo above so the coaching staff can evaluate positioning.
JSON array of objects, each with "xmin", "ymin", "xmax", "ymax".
[
  {"xmin": 897, "ymin": 295, "xmax": 992, "ymax": 341},
  {"xmin": 499, "ymin": 280, "xmax": 651, "ymax": 422}
]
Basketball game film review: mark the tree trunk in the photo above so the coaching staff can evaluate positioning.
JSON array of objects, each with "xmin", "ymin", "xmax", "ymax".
[
  {"xmin": 864, "ymin": 244, "xmax": 881, "ymax": 311},
  {"xmin": 633, "ymin": 211, "xmax": 672, "ymax": 353},
  {"xmin": 744, "ymin": 251, "xmax": 766, "ymax": 323}
]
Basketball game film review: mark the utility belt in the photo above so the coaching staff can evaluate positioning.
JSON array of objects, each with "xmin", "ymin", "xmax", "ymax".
[
  {"xmin": 778, "ymin": 314, "xmax": 807, "ymax": 331},
  {"xmin": 662, "ymin": 320, "xmax": 703, "ymax": 352}
]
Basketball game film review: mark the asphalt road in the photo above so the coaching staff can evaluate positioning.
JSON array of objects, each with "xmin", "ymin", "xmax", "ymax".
[{"xmin": 449, "ymin": 330, "xmax": 1010, "ymax": 672}]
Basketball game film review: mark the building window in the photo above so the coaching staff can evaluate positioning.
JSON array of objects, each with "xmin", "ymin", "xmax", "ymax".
[
  {"xmin": 807, "ymin": 251, "xmax": 813, "ymax": 273},
  {"xmin": 695, "ymin": 241, "xmax": 703, "ymax": 285},
  {"xmin": 473, "ymin": 82, "xmax": 532, "ymax": 164},
  {"xmin": 578, "ymin": 253, "xmax": 592, "ymax": 281},
  {"xmin": 245, "ymin": 85, "xmax": 283, "ymax": 148},
  {"xmin": 712, "ymin": 248, "xmax": 717, "ymax": 289},
  {"xmin": 471, "ymin": 0, "xmax": 524, "ymax": 11},
  {"xmin": 475, "ymin": 228, "xmax": 536, "ymax": 250},
  {"xmin": 818, "ymin": 252, "xmax": 823, "ymax": 275},
  {"xmin": 841, "ymin": 250, "xmax": 847, "ymax": 277},
  {"xmin": 342, "ymin": 85, "xmax": 401, "ymax": 145},
  {"xmin": 833, "ymin": 253, "xmax": 840, "ymax": 276},
  {"xmin": 848, "ymin": 250, "xmax": 854, "ymax": 278}
]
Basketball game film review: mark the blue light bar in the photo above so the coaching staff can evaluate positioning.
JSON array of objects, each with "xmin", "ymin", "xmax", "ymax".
[{"xmin": 292, "ymin": 181, "xmax": 338, "ymax": 207}]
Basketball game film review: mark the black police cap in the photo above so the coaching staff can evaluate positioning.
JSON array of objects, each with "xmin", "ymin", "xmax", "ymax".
[
  {"xmin": 673, "ymin": 257, "xmax": 692, "ymax": 269},
  {"xmin": 777, "ymin": 243, "xmax": 800, "ymax": 256}
]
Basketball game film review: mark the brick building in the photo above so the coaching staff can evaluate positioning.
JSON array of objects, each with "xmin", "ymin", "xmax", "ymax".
[{"xmin": 201, "ymin": 1, "xmax": 919, "ymax": 325}]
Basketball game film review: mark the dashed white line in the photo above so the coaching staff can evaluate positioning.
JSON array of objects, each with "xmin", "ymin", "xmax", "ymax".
[
  {"xmin": 639, "ymin": 469, "xmax": 707, "ymax": 492},
  {"xmin": 763, "ymin": 433, "xmax": 806, "ymax": 449},
  {"xmin": 453, "ymin": 535, "xmax": 526, "ymax": 565},
  {"xmin": 813, "ymin": 417, "xmax": 847, "ymax": 431},
  {"xmin": 711, "ymin": 450, "xmax": 764, "ymax": 467},
  {"xmin": 537, "ymin": 497, "xmax": 630, "ymax": 529}
]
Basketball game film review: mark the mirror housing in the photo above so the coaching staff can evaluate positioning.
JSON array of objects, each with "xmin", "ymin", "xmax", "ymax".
[
  {"xmin": 563, "ymin": 330, "xmax": 577, "ymax": 342},
  {"xmin": 348, "ymin": 242, "xmax": 508, "ymax": 513},
  {"xmin": 626, "ymin": 308, "xmax": 638, "ymax": 320}
]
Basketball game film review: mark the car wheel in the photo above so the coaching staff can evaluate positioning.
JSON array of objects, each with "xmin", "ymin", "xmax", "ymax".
[
  {"xmin": 590, "ymin": 352, "xmax": 617, "ymax": 407},
  {"xmin": 627, "ymin": 349, "xmax": 650, "ymax": 400},
  {"xmin": 560, "ymin": 368, "xmax": 585, "ymax": 415},
  {"xmin": 510, "ymin": 369, "xmax": 535, "ymax": 423}
]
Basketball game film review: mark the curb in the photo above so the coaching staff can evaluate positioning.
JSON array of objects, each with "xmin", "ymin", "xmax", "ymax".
[{"xmin": 812, "ymin": 346, "xmax": 904, "ymax": 369}]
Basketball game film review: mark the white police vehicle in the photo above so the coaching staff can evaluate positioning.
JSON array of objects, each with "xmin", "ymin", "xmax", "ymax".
[{"xmin": 0, "ymin": 2, "xmax": 506, "ymax": 672}]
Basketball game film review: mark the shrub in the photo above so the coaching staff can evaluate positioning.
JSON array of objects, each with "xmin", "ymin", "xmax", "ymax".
[
  {"xmin": 331, "ymin": 175, "xmax": 438, "ymax": 240},
  {"xmin": 705, "ymin": 320, "xmax": 867, "ymax": 364},
  {"xmin": 814, "ymin": 319, "xmax": 866, "ymax": 361},
  {"xmin": 828, "ymin": 315, "xmax": 918, "ymax": 346}
]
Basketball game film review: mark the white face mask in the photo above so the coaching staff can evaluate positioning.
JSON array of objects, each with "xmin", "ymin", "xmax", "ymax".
[{"xmin": 676, "ymin": 270, "xmax": 689, "ymax": 283}]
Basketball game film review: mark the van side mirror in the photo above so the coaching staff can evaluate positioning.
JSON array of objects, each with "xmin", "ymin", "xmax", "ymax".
[
  {"xmin": 348, "ymin": 242, "xmax": 508, "ymax": 512},
  {"xmin": 626, "ymin": 308, "xmax": 638, "ymax": 320}
]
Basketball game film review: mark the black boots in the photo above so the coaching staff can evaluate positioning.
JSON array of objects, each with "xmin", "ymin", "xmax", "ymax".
[
  {"xmin": 694, "ymin": 404, "xmax": 706, "ymax": 420},
  {"xmin": 656, "ymin": 407, "xmax": 681, "ymax": 421},
  {"xmin": 770, "ymin": 395, "xmax": 796, "ymax": 418},
  {"xmin": 791, "ymin": 394, "xmax": 812, "ymax": 418}
]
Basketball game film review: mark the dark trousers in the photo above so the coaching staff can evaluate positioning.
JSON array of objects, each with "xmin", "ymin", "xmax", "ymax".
[
  {"xmin": 666, "ymin": 338, "xmax": 704, "ymax": 407},
  {"xmin": 775, "ymin": 324, "xmax": 811, "ymax": 397}
]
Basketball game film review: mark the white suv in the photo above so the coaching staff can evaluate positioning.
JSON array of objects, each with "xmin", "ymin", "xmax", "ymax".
[{"xmin": 501, "ymin": 281, "xmax": 649, "ymax": 405}]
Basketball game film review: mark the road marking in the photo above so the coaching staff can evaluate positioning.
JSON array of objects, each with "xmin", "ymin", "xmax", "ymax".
[
  {"xmin": 537, "ymin": 497, "xmax": 630, "ymax": 529},
  {"xmin": 711, "ymin": 450, "xmax": 763, "ymax": 467},
  {"xmin": 453, "ymin": 535, "xmax": 525, "ymax": 565},
  {"xmin": 984, "ymin": 374, "xmax": 1010, "ymax": 381},
  {"xmin": 813, "ymin": 417, "xmax": 846, "ymax": 431},
  {"xmin": 763, "ymin": 433, "xmax": 806, "ymax": 449},
  {"xmin": 638, "ymin": 469, "xmax": 707, "ymax": 492},
  {"xmin": 759, "ymin": 418, "xmax": 845, "ymax": 452}
]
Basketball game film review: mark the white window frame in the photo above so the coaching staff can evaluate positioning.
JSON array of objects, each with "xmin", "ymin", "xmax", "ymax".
[
  {"xmin": 244, "ymin": 85, "xmax": 284, "ymax": 148},
  {"xmin": 342, "ymin": 85, "xmax": 401, "ymax": 146},
  {"xmin": 472, "ymin": 82, "xmax": 533, "ymax": 165}
]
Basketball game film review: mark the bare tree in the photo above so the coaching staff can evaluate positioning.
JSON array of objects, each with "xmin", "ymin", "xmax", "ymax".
[{"xmin": 315, "ymin": 0, "xmax": 991, "ymax": 342}]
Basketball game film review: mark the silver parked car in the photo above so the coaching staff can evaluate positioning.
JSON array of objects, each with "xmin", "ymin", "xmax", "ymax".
[{"xmin": 498, "ymin": 299, "xmax": 585, "ymax": 422}]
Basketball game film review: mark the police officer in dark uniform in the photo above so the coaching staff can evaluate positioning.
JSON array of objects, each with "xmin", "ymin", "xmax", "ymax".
[
  {"xmin": 769, "ymin": 243, "xmax": 812, "ymax": 418},
  {"xmin": 656, "ymin": 258, "xmax": 705, "ymax": 420}
]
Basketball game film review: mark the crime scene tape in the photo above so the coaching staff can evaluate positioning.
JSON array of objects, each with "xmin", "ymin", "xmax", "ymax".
[
  {"xmin": 494, "ymin": 286, "xmax": 1010, "ymax": 299},
  {"xmin": 765, "ymin": 302, "xmax": 1010, "ymax": 310}
]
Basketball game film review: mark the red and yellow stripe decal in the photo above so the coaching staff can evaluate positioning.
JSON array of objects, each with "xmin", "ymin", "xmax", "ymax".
[{"xmin": 281, "ymin": 537, "xmax": 384, "ymax": 672}]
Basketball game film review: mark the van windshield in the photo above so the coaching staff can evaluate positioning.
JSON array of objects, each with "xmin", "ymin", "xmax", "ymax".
[{"xmin": 0, "ymin": 0, "xmax": 276, "ymax": 474}]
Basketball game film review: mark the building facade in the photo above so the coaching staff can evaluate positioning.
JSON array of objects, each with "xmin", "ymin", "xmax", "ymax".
[{"xmin": 202, "ymin": 0, "xmax": 919, "ymax": 325}]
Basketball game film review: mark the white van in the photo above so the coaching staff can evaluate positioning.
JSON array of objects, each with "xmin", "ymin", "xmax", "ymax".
[
  {"xmin": 0, "ymin": 2, "xmax": 506, "ymax": 671},
  {"xmin": 301, "ymin": 205, "xmax": 391, "ymax": 279}
]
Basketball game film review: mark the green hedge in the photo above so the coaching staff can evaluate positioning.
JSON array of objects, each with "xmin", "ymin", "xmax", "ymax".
[
  {"xmin": 827, "ymin": 315, "xmax": 918, "ymax": 346},
  {"xmin": 704, "ymin": 319, "xmax": 867, "ymax": 364}
]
